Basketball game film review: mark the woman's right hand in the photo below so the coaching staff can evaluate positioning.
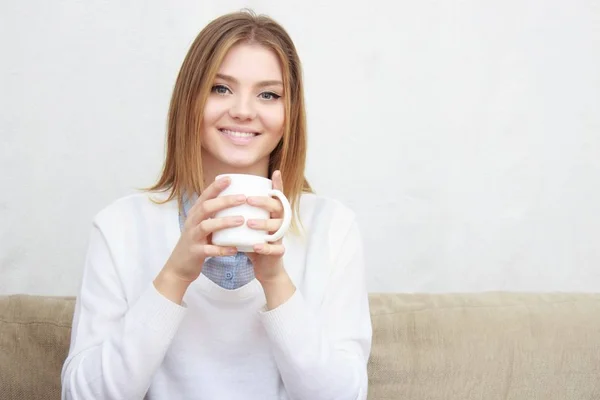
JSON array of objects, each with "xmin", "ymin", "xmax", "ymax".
[{"xmin": 154, "ymin": 176, "xmax": 245, "ymax": 303}]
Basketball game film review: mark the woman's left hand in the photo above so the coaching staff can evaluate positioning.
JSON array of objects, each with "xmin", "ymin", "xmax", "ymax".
[{"xmin": 246, "ymin": 170, "xmax": 287, "ymax": 284}]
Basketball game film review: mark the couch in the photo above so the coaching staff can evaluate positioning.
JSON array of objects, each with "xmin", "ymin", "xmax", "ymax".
[{"xmin": 1, "ymin": 292, "xmax": 600, "ymax": 399}]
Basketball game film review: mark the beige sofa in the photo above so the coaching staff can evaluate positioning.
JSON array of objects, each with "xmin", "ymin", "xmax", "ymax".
[{"xmin": 1, "ymin": 292, "xmax": 600, "ymax": 399}]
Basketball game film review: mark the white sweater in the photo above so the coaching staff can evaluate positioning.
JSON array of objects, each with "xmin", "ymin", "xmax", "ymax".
[{"xmin": 61, "ymin": 192, "xmax": 372, "ymax": 400}]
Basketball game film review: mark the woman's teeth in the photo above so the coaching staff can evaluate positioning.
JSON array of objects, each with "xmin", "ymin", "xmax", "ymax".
[{"xmin": 220, "ymin": 129, "xmax": 257, "ymax": 137}]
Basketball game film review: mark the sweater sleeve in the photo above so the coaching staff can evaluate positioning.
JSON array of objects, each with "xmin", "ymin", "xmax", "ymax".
[
  {"xmin": 259, "ymin": 218, "xmax": 372, "ymax": 400},
  {"xmin": 61, "ymin": 223, "xmax": 187, "ymax": 400}
]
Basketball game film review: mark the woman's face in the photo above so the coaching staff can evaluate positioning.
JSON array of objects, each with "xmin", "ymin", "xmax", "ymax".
[{"xmin": 201, "ymin": 43, "xmax": 285, "ymax": 174}]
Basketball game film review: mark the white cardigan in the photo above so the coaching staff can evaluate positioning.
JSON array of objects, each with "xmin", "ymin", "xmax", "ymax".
[{"xmin": 61, "ymin": 191, "xmax": 372, "ymax": 400}]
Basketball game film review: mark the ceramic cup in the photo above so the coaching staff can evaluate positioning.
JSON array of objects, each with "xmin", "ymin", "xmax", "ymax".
[{"xmin": 211, "ymin": 174, "xmax": 292, "ymax": 252}]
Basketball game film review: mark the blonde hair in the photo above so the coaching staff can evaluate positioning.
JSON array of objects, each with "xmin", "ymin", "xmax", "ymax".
[{"xmin": 148, "ymin": 10, "xmax": 312, "ymax": 231}]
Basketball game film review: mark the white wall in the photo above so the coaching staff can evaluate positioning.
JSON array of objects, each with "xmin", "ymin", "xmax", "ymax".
[{"xmin": 1, "ymin": 0, "xmax": 599, "ymax": 296}]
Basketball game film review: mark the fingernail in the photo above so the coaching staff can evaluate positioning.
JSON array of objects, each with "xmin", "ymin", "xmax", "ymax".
[
  {"xmin": 254, "ymin": 244, "xmax": 264, "ymax": 252},
  {"xmin": 227, "ymin": 248, "xmax": 237, "ymax": 255},
  {"xmin": 247, "ymin": 219, "xmax": 257, "ymax": 227},
  {"xmin": 236, "ymin": 195, "xmax": 246, "ymax": 202},
  {"xmin": 234, "ymin": 216, "xmax": 245, "ymax": 224},
  {"xmin": 221, "ymin": 177, "xmax": 231, "ymax": 185}
]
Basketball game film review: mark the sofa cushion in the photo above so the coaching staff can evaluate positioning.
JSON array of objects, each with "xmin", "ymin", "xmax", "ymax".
[
  {"xmin": 367, "ymin": 292, "xmax": 600, "ymax": 400},
  {"xmin": 0, "ymin": 295, "xmax": 75, "ymax": 400}
]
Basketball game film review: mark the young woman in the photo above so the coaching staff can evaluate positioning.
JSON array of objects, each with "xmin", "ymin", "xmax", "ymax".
[{"xmin": 62, "ymin": 10, "xmax": 372, "ymax": 400}]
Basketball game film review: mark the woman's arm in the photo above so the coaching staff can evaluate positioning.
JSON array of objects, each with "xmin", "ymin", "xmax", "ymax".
[
  {"xmin": 61, "ymin": 223, "xmax": 187, "ymax": 400},
  {"xmin": 259, "ymin": 219, "xmax": 372, "ymax": 400}
]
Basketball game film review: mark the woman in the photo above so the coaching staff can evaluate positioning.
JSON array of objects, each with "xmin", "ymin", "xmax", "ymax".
[{"xmin": 62, "ymin": 10, "xmax": 372, "ymax": 400}]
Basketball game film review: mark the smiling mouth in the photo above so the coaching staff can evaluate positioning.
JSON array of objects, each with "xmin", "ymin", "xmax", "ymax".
[{"xmin": 219, "ymin": 128, "xmax": 260, "ymax": 138}]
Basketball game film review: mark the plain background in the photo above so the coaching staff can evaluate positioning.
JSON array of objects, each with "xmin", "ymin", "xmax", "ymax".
[{"xmin": 1, "ymin": 0, "xmax": 599, "ymax": 295}]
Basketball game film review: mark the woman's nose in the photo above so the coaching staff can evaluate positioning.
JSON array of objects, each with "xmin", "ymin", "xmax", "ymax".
[{"xmin": 228, "ymin": 95, "xmax": 256, "ymax": 121}]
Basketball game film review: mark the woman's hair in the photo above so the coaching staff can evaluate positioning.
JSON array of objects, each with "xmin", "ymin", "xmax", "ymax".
[{"xmin": 148, "ymin": 9, "xmax": 312, "ymax": 230}]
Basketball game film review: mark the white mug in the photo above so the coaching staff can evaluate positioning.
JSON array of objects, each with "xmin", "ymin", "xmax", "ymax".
[{"xmin": 211, "ymin": 174, "xmax": 292, "ymax": 252}]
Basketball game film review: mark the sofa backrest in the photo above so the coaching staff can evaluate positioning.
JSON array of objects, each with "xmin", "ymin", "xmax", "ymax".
[
  {"xmin": 0, "ymin": 295, "xmax": 74, "ymax": 400},
  {"xmin": 367, "ymin": 292, "xmax": 600, "ymax": 399},
  {"xmin": 1, "ymin": 292, "xmax": 600, "ymax": 399}
]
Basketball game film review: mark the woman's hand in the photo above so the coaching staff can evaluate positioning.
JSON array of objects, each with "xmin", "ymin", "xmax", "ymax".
[
  {"xmin": 155, "ymin": 176, "xmax": 246, "ymax": 303},
  {"xmin": 246, "ymin": 170, "xmax": 296, "ymax": 308}
]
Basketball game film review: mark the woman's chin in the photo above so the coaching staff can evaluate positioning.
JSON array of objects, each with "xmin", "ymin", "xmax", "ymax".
[
  {"xmin": 203, "ymin": 146, "xmax": 271, "ymax": 174},
  {"xmin": 217, "ymin": 157, "xmax": 264, "ymax": 173}
]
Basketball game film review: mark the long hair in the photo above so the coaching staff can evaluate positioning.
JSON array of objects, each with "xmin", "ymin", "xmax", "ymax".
[{"xmin": 148, "ymin": 10, "xmax": 312, "ymax": 231}]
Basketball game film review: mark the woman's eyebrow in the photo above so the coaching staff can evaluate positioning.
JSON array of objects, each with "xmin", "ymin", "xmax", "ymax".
[{"xmin": 216, "ymin": 73, "xmax": 283, "ymax": 88}]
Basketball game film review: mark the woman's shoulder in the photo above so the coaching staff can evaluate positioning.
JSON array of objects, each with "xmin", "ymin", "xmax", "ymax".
[
  {"xmin": 299, "ymin": 192, "xmax": 355, "ymax": 215},
  {"xmin": 93, "ymin": 191, "xmax": 176, "ymax": 227},
  {"xmin": 298, "ymin": 192, "xmax": 358, "ymax": 235}
]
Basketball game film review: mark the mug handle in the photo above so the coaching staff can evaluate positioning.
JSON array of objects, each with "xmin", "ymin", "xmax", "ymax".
[{"xmin": 264, "ymin": 189, "xmax": 292, "ymax": 242}]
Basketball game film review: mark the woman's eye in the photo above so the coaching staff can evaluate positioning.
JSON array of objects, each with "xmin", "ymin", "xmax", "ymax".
[
  {"xmin": 211, "ymin": 85, "xmax": 230, "ymax": 95},
  {"xmin": 259, "ymin": 92, "xmax": 281, "ymax": 100}
]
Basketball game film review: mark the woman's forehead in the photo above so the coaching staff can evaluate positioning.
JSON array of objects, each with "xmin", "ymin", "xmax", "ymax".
[{"xmin": 217, "ymin": 43, "xmax": 283, "ymax": 84}]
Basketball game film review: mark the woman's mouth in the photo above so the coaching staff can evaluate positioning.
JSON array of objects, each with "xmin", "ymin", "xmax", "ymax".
[{"xmin": 219, "ymin": 128, "xmax": 259, "ymax": 144}]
